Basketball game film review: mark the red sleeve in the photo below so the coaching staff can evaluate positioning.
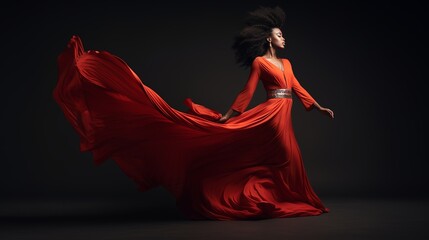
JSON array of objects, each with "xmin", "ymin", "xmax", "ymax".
[
  {"xmin": 230, "ymin": 59, "xmax": 261, "ymax": 113},
  {"xmin": 287, "ymin": 60, "xmax": 316, "ymax": 110}
]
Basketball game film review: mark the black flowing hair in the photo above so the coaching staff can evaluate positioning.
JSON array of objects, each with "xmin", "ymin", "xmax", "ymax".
[{"xmin": 232, "ymin": 6, "xmax": 286, "ymax": 68}]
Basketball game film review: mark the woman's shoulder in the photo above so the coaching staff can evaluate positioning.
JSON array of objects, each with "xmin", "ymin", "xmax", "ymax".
[
  {"xmin": 281, "ymin": 58, "xmax": 291, "ymax": 64},
  {"xmin": 281, "ymin": 58, "xmax": 293, "ymax": 68},
  {"xmin": 253, "ymin": 56, "xmax": 263, "ymax": 62},
  {"xmin": 251, "ymin": 56, "xmax": 264, "ymax": 67}
]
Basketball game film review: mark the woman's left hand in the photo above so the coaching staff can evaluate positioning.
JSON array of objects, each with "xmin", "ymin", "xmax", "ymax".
[{"xmin": 319, "ymin": 107, "xmax": 334, "ymax": 119}]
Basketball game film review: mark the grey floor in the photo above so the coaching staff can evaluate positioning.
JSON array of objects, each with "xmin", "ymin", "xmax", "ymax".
[{"xmin": 1, "ymin": 197, "xmax": 428, "ymax": 240}]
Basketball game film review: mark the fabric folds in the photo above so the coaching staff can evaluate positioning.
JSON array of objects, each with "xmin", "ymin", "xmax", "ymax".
[{"xmin": 53, "ymin": 35, "xmax": 328, "ymax": 220}]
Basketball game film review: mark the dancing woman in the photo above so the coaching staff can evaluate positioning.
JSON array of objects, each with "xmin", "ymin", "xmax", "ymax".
[{"xmin": 53, "ymin": 6, "xmax": 334, "ymax": 220}]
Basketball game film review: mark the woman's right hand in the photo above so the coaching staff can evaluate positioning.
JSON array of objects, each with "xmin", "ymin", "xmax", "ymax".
[
  {"xmin": 218, "ymin": 109, "xmax": 236, "ymax": 123},
  {"xmin": 218, "ymin": 115, "xmax": 230, "ymax": 123}
]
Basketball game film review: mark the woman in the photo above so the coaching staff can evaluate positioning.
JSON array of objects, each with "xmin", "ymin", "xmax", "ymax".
[
  {"xmin": 219, "ymin": 6, "xmax": 334, "ymax": 122},
  {"xmin": 53, "ymin": 6, "xmax": 334, "ymax": 220}
]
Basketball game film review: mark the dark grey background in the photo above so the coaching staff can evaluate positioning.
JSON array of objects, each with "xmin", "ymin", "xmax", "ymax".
[{"xmin": 0, "ymin": 0, "xmax": 425, "ymax": 204}]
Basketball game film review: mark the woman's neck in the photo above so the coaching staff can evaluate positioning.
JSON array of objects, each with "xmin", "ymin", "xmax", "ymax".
[{"xmin": 264, "ymin": 47, "xmax": 278, "ymax": 59}]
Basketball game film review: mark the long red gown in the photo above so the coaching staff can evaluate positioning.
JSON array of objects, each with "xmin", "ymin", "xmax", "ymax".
[{"xmin": 53, "ymin": 35, "xmax": 329, "ymax": 220}]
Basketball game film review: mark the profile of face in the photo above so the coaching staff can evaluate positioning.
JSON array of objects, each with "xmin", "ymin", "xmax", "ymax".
[{"xmin": 267, "ymin": 28, "xmax": 285, "ymax": 49}]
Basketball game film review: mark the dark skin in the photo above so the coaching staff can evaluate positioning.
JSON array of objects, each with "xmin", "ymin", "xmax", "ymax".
[{"xmin": 219, "ymin": 27, "xmax": 334, "ymax": 123}]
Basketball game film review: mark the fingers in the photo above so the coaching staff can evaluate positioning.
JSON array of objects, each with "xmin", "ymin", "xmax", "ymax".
[
  {"xmin": 218, "ymin": 117, "xmax": 228, "ymax": 123},
  {"xmin": 322, "ymin": 108, "xmax": 334, "ymax": 119},
  {"xmin": 327, "ymin": 109, "xmax": 334, "ymax": 119}
]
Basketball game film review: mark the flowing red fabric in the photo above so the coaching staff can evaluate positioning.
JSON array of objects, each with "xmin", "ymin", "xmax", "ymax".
[{"xmin": 53, "ymin": 35, "xmax": 329, "ymax": 220}]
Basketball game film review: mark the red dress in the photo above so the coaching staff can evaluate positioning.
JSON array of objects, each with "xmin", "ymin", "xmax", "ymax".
[{"xmin": 53, "ymin": 35, "xmax": 329, "ymax": 220}]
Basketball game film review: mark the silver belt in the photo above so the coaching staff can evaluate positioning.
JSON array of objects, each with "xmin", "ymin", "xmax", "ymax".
[{"xmin": 267, "ymin": 89, "xmax": 292, "ymax": 99}]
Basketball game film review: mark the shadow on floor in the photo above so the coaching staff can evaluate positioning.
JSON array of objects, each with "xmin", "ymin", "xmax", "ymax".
[{"xmin": 1, "ymin": 197, "xmax": 428, "ymax": 240}]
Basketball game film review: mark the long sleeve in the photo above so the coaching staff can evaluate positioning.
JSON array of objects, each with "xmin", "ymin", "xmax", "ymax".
[
  {"xmin": 288, "ymin": 60, "xmax": 315, "ymax": 110},
  {"xmin": 230, "ymin": 59, "xmax": 261, "ymax": 113}
]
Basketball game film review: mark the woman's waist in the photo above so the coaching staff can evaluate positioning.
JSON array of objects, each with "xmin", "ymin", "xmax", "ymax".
[{"xmin": 266, "ymin": 89, "xmax": 292, "ymax": 99}]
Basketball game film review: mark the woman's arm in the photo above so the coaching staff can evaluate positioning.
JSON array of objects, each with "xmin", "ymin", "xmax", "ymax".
[
  {"xmin": 312, "ymin": 101, "xmax": 335, "ymax": 119},
  {"xmin": 219, "ymin": 59, "xmax": 261, "ymax": 123},
  {"xmin": 287, "ymin": 59, "xmax": 334, "ymax": 119},
  {"xmin": 219, "ymin": 108, "xmax": 239, "ymax": 123}
]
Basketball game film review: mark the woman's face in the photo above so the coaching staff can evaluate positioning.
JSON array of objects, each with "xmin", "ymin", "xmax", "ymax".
[{"xmin": 269, "ymin": 28, "xmax": 285, "ymax": 49}]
